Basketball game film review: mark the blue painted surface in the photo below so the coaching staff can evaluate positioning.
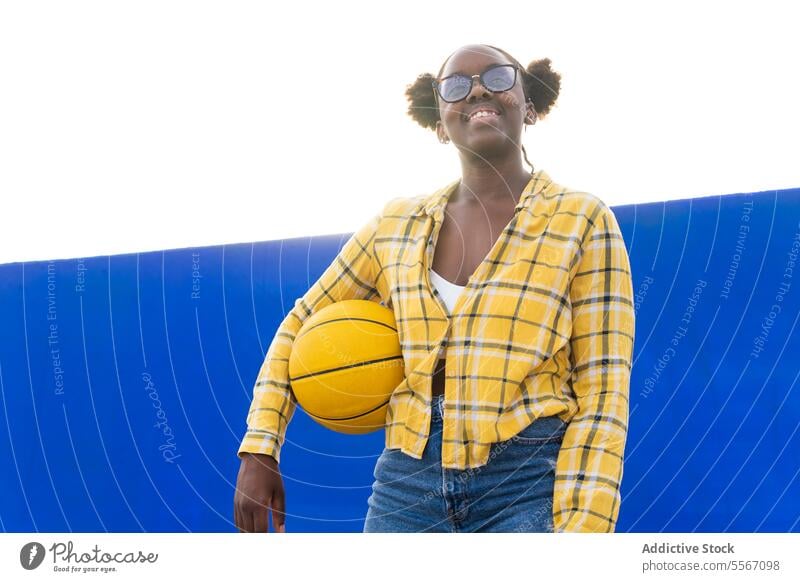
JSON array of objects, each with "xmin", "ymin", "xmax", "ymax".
[{"xmin": 1, "ymin": 186, "xmax": 798, "ymax": 532}]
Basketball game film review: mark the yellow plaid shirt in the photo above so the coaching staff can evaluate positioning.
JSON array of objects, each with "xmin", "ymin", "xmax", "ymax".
[{"xmin": 239, "ymin": 168, "xmax": 636, "ymax": 533}]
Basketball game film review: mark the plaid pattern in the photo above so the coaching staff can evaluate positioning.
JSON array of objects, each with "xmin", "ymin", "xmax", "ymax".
[{"xmin": 239, "ymin": 169, "xmax": 635, "ymax": 533}]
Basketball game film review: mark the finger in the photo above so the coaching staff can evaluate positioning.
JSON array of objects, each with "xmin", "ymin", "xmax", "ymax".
[
  {"xmin": 271, "ymin": 488, "xmax": 286, "ymax": 533},
  {"xmin": 235, "ymin": 502, "xmax": 250, "ymax": 533},
  {"xmin": 234, "ymin": 501, "xmax": 243, "ymax": 532},
  {"xmin": 239, "ymin": 505, "xmax": 255, "ymax": 533},
  {"xmin": 252, "ymin": 498, "xmax": 270, "ymax": 533}
]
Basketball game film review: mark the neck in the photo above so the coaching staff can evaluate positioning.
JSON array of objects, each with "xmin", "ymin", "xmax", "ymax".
[{"xmin": 454, "ymin": 151, "xmax": 533, "ymax": 205}]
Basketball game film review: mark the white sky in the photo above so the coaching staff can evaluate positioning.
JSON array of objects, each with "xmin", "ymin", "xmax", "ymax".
[{"xmin": 1, "ymin": 0, "xmax": 798, "ymax": 265}]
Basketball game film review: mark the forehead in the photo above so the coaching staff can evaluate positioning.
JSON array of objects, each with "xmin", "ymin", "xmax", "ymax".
[{"xmin": 441, "ymin": 47, "xmax": 512, "ymax": 77}]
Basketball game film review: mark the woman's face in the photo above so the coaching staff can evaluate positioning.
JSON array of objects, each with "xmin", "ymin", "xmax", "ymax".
[{"xmin": 435, "ymin": 46, "xmax": 531, "ymax": 161}]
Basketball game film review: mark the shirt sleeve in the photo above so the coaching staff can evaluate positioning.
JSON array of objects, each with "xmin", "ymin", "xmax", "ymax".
[
  {"xmin": 553, "ymin": 201, "xmax": 636, "ymax": 533},
  {"xmin": 237, "ymin": 209, "xmax": 384, "ymax": 463}
]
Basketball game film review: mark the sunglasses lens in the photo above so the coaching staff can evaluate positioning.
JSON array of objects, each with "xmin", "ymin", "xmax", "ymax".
[
  {"xmin": 483, "ymin": 65, "xmax": 516, "ymax": 91},
  {"xmin": 438, "ymin": 75, "xmax": 471, "ymax": 102}
]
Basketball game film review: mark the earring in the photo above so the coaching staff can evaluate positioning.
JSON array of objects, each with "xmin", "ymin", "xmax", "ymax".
[
  {"xmin": 525, "ymin": 101, "xmax": 537, "ymax": 125},
  {"xmin": 439, "ymin": 136, "xmax": 450, "ymax": 144}
]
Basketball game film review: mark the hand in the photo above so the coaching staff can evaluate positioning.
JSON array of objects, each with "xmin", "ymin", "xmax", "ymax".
[{"xmin": 234, "ymin": 452, "xmax": 286, "ymax": 533}]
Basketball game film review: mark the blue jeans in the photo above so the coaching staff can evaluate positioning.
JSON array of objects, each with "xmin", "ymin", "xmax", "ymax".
[{"xmin": 363, "ymin": 394, "xmax": 566, "ymax": 532}]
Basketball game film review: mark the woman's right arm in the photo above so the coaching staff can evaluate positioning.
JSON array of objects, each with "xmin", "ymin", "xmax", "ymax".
[{"xmin": 234, "ymin": 208, "xmax": 384, "ymax": 532}]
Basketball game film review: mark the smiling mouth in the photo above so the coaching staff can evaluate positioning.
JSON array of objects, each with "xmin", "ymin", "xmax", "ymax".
[{"xmin": 466, "ymin": 109, "xmax": 501, "ymax": 122}]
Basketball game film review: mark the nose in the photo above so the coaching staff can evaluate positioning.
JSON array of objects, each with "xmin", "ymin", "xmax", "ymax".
[{"xmin": 465, "ymin": 74, "xmax": 491, "ymax": 102}]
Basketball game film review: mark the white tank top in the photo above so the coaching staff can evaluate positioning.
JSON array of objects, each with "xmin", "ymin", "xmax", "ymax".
[
  {"xmin": 430, "ymin": 268, "xmax": 465, "ymax": 360},
  {"xmin": 430, "ymin": 268, "xmax": 466, "ymax": 314}
]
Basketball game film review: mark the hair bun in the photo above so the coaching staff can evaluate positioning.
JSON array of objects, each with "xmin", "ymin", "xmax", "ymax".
[
  {"xmin": 405, "ymin": 73, "xmax": 439, "ymax": 130},
  {"xmin": 523, "ymin": 57, "xmax": 561, "ymax": 119}
]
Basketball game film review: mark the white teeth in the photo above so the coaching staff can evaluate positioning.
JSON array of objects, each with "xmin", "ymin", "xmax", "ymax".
[{"xmin": 469, "ymin": 110, "xmax": 498, "ymax": 120}]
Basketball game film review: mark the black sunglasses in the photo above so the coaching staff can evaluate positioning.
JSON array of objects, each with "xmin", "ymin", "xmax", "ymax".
[{"xmin": 432, "ymin": 63, "xmax": 519, "ymax": 103}]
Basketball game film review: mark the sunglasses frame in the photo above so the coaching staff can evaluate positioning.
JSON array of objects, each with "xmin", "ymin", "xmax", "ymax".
[{"xmin": 431, "ymin": 63, "xmax": 520, "ymax": 104}]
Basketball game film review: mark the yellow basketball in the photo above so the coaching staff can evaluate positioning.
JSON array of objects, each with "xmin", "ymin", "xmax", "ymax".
[{"xmin": 288, "ymin": 299, "xmax": 405, "ymax": 434}]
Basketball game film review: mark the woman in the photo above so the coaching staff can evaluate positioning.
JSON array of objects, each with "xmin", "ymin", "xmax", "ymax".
[{"xmin": 234, "ymin": 44, "xmax": 636, "ymax": 533}]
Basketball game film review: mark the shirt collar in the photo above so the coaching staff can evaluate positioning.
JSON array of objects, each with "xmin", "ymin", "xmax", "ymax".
[{"xmin": 412, "ymin": 168, "xmax": 552, "ymax": 218}]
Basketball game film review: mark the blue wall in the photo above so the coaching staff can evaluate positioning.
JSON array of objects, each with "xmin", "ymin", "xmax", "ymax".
[{"xmin": 1, "ymin": 186, "xmax": 799, "ymax": 532}]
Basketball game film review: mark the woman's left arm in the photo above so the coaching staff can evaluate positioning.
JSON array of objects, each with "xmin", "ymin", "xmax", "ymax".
[{"xmin": 553, "ymin": 201, "xmax": 636, "ymax": 533}]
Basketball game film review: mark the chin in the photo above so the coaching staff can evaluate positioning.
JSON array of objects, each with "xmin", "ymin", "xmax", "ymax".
[{"xmin": 460, "ymin": 132, "xmax": 515, "ymax": 160}]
